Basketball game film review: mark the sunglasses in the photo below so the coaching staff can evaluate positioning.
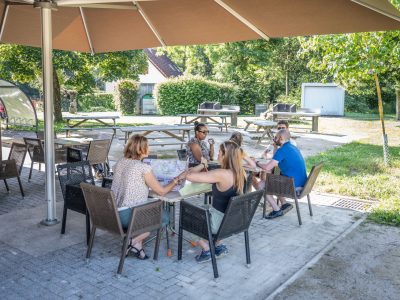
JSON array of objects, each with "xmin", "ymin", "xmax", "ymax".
[
  {"xmin": 198, "ymin": 130, "xmax": 209, "ymax": 134},
  {"xmin": 277, "ymin": 127, "xmax": 286, "ymax": 130}
]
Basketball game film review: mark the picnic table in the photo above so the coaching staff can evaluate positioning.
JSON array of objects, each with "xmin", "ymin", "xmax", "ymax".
[
  {"xmin": 54, "ymin": 137, "xmax": 93, "ymax": 147},
  {"xmin": 178, "ymin": 114, "xmax": 228, "ymax": 132},
  {"xmin": 271, "ymin": 110, "xmax": 320, "ymax": 132},
  {"xmin": 120, "ymin": 124, "xmax": 192, "ymax": 147},
  {"xmin": 63, "ymin": 114, "xmax": 120, "ymax": 137},
  {"xmin": 197, "ymin": 105, "xmax": 240, "ymax": 127},
  {"xmin": 243, "ymin": 119, "xmax": 277, "ymax": 144}
]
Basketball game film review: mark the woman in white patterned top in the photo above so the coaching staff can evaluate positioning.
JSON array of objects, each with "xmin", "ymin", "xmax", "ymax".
[
  {"xmin": 112, "ymin": 134, "xmax": 186, "ymax": 259},
  {"xmin": 186, "ymin": 122, "xmax": 214, "ymax": 164}
]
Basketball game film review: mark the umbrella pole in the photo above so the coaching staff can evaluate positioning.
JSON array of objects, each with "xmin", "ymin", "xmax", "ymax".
[{"xmin": 38, "ymin": 1, "xmax": 58, "ymax": 226}]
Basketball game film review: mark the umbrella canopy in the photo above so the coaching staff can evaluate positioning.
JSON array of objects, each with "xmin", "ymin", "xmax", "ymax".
[
  {"xmin": 0, "ymin": 0, "xmax": 400, "ymax": 53},
  {"xmin": 0, "ymin": 0, "xmax": 399, "ymax": 225}
]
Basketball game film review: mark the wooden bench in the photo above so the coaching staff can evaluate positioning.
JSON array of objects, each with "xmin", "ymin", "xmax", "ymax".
[
  {"xmin": 178, "ymin": 114, "xmax": 228, "ymax": 132},
  {"xmin": 62, "ymin": 126, "xmax": 120, "ymax": 137},
  {"xmin": 148, "ymin": 141, "xmax": 187, "ymax": 147}
]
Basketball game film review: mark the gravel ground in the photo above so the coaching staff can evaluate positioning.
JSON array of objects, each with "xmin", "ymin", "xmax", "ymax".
[{"xmin": 272, "ymin": 222, "xmax": 400, "ymax": 300}]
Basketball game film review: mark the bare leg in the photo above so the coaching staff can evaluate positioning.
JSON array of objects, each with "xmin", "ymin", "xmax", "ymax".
[
  {"xmin": 266, "ymin": 194, "xmax": 280, "ymax": 211},
  {"xmin": 198, "ymin": 239, "xmax": 222, "ymax": 251},
  {"xmin": 130, "ymin": 232, "xmax": 150, "ymax": 258},
  {"xmin": 278, "ymin": 196, "xmax": 286, "ymax": 205}
]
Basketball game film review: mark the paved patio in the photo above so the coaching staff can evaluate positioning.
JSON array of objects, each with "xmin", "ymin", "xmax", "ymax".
[{"xmin": 0, "ymin": 157, "xmax": 364, "ymax": 299}]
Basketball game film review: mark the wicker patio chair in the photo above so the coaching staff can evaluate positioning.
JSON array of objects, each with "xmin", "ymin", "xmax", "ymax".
[
  {"xmin": 0, "ymin": 159, "xmax": 24, "ymax": 197},
  {"xmin": 263, "ymin": 162, "xmax": 324, "ymax": 225},
  {"xmin": 8, "ymin": 142, "xmax": 27, "ymax": 175},
  {"xmin": 57, "ymin": 161, "xmax": 95, "ymax": 244},
  {"xmin": 86, "ymin": 139, "xmax": 111, "ymax": 169},
  {"xmin": 80, "ymin": 183, "xmax": 163, "ymax": 274},
  {"xmin": 178, "ymin": 190, "xmax": 264, "ymax": 278},
  {"xmin": 24, "ymin": 137, "xmax": 66, "ymax": 181}
]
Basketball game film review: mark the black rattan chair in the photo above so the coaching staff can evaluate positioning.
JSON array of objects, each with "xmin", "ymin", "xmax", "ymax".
[
  {"xmin": 57, "ymin": 161, "xmax": 95, "ymax": 244},
  {"xmin": 8, "ymin": 142, "xmax": 27, "ymax": 175},
  {"xmin": 178, "ymin": 190, "xmax": 264, "ymax": 278},
  {"xmin": 263, "ymin": 162, "xmax": 323, "ymax": 225},
  {"xmin": 177, "ymin": 149, "xmax": 187, "ymax": 161},
  {"xmin": 80, "ymin": 183, "xmax": 163, "ymax": 275}
]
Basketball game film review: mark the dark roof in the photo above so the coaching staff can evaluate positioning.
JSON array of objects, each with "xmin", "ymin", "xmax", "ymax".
[{"xmin": 144, "ymin": 48, "xmax": 182, "ymax": 78}]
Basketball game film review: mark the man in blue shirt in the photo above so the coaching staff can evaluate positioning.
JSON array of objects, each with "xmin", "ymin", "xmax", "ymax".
[{"xmin": 257, "ymin": 129, "xmax": 307, "ymax": 219}]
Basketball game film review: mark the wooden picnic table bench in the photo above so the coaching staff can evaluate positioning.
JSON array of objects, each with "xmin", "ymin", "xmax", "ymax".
[
  {"xmin": 63, "ymin": 114, "xmax": 120, "ymax": 137},
  {"xmin": 243, "ymin": 119, "xmax": 277, "ymax": 144},
  {"xmin": 119, "ymin": 124, "xmax": 192, "ymax": 148},
  {"xmin": 178, "ymin": 114, "xmax": 229, "ymax": 132},
  {"xmin": 271, "ymin": 109, "xmax": 320, "ymax": 132},
  {"xmin": 197, "ymin": 105, "xmax": 240, "ymax": 127}
]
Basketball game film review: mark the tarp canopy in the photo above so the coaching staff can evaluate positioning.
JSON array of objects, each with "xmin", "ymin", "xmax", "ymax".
[
  {"xmin": 0, "ymin": 0, "xmax": 400, "ymax": 53},
  {"xmin": 0, "ymin": 79, "xmax": 38, "ymax": 129}
]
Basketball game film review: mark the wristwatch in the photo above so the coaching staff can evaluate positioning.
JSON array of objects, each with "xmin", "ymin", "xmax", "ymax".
[{"xmin": 173, "ymin": 177, "xmax": 179, "ymax": 184}]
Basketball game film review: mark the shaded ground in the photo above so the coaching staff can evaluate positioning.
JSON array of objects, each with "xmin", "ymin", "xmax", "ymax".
[
  {"xmin": 0, "ymin": 164, "xmax": 361, "ymax": 299},
  {"xmin": 273, "ymin": 222, "xmax": 400, "ymax": 300}
]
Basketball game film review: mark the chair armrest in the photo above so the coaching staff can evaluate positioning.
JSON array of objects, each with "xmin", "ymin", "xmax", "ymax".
[
  {"xmin": 265, "ymin": 174, "xmax": 296, "ymax": 199},
  {"xmin": 179, "ymin": 200, "xmax": 210, "ymax": 240}
]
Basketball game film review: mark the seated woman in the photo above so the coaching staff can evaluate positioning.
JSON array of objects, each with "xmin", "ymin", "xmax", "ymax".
[
  {"xmin": 229, "ymin": 132, "xmax": 257, "ymax": 169},
  {"xmin": 184, "ymin": 141, "xmax": 245, "ymax": 263},
  {"xmin": 111, "ymin": 134, "xmax": 185, "ymax": 259},
  {"xmin": 186, "ymin": 122, "xmax": 214, "ymax": 165}
]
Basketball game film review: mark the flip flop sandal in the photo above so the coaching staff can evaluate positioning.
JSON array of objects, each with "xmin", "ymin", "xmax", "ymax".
[{"xmin": 130, "ymin": 247, "xmax": 149, "ymax": 260}]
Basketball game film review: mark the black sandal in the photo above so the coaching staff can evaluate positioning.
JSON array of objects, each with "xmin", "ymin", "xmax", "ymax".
[
  {"xmin": 130, "ymin": 247, "xmax": 149, "ymax": 260},
  {"xmin": 125, "ymin": 245, "xmax": 134, "ymax": 258}
]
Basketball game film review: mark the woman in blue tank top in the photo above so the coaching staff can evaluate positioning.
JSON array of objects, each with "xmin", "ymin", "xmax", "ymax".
[{"xmin": 184, "ymin": 141, "xmax": 246, "ymax": 263}]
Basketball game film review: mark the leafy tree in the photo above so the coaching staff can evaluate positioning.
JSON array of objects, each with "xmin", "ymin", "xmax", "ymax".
[
  {"xmin": 300, "ymin": 30, "xmax": 400, "ymax": 165},
  {"xmin": 0, "ymin": 45, "xmax": 147, "ymax": 121}
]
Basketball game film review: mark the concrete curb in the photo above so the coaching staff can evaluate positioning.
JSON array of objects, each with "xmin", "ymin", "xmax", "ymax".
[{"xmin": 264, "ymin": 214, "xmax": 367, "ymax": 300}]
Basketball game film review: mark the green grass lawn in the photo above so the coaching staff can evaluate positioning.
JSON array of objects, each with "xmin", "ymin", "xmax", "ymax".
[
  {"xmin": 306, "ymin": 142, "xmax": 400, "ymax": 226},
  {"xmin": 344, "ymin": 112, "xmax": 396, "ymax": 121}
]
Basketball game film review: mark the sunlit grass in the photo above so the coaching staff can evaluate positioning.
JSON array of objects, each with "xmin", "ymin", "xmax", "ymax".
[{"xmin": 306, "ymin": 142, "xmax": 400, "ymax": 226}]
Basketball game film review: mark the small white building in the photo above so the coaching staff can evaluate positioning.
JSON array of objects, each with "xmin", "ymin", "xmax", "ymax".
[
  {"xmin": 301, "ymin": 83, "xmax": 345, "ymax": 116},
  {"xmin": 105, "ymin": 48, "xmax": 182, "ymax": 114}
]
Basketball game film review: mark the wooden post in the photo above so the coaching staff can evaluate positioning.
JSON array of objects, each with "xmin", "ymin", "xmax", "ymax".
[
  {"xmin": 396, "ymin": 87, "xmax": 400, "ymax": 121},
  {"xmin": 374, "ymin": 73, "xmax": 389, "ymax": 166}
]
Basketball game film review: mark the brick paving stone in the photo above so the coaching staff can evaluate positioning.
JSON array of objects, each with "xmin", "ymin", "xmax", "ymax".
[{"xmin": 0, "ymin": 167, "xmax": 359, "ymax": 300}]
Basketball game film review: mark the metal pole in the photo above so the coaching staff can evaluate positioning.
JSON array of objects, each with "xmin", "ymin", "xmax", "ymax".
[{"xmin": 37, "ymin": 0, "xmax": 58, "ymax": 225}]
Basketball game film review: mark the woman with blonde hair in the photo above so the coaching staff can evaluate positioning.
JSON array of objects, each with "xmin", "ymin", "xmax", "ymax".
[
  {"xmin": 184, "ymin": 140, "xmax": 246, "ymax": 263},
  {"xmin": 112, "ymin": 134, "xmax": 185, "ymax": 259},
  {"xmin": 229, "ymin": 132, "xmax": 256, "ymax": 168}
]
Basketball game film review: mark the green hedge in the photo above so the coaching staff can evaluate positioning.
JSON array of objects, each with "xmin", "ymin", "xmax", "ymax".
[
  {"xmin": 154, "ymin": 76, "xmax": 239, "ymax": 115},
  {"xmin": 116, "ymin": 80, "xmax": 139, "ymax": 115},
  {"xmin": 76, "ymin": 93, "xmax": 115, "ymax": 112}
]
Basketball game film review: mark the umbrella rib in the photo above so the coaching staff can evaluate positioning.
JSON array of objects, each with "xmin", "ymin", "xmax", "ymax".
[
  {"xmin": 351, "ymin": 0, "xmax": 400, "ymax": 22},
  {"xmin": 0, "ymin": 3, "xmax": 9, "ymax": 42},
  {"xmin": 79, "ymin": 7, "xmax": 95, "ymax": 54},
  {"xmin": 134, "ymin": 1, "xmax": 166, "ymax": 47},
  {"xmin": 214, "ymin": 0, "xmax": 269, "ymax": 40}
]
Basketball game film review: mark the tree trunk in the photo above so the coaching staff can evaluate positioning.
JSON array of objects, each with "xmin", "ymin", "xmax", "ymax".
[
  {"xmin": 53, "ymin": 68, "xmax": 62, "ymax": 122},
  {"xmin": 396, "ymin": 87, "xmax": 400, "ymax": 121},
  {"xmin": 285, "ymin": 70, "xmax": 289, "ymax": 96}
]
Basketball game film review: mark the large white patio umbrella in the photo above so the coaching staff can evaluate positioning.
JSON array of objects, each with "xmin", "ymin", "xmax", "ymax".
[{"xmin": 0, "ymin": 0, "xmax": 399, "ymax": 225}]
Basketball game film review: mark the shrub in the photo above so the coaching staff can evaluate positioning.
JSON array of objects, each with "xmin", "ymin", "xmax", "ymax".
[
  {"xmin": 275, "ymin": 89, "xmax": 302, "ymax": 108},
  {"xmin": 76, "ymin": 93, "xmax": 115, "ymax": 112},
  {"xmin": 116, "ymin": 80, "xmax": 139, "ymax": 115},
  {"xmin": 154, "ymin": 76, "xmax": 239, "ymax": 115}
]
